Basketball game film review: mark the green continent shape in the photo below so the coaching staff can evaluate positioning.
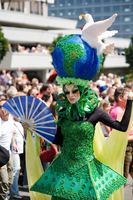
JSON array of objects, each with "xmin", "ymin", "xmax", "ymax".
[{"xmin": 57, "ymin": 37, "xmax": 84, "ymax": 77}]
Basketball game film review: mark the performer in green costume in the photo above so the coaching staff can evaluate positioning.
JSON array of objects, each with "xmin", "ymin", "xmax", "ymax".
[{"xmin": 30, "ymin": 15, "xmax": 133, "ymax": 200}]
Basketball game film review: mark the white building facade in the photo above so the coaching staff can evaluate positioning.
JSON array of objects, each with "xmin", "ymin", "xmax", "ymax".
[{"xmin": 0, "ymin": 1, "xmax": 130, "ymax": 82}]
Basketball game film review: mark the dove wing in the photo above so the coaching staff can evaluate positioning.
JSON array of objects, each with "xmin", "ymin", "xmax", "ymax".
[
  {"xmin": 84, "ymin": 14, "xmax": 117, "ymax": 37},
  {"xmin": 99, "ymin": 30, "xmax": 118, "ymax": 40}
]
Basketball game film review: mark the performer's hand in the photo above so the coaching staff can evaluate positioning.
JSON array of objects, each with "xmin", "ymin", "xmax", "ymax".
[
  {"xmin": 22, "ymin": 122, "xmax": 29, "ymax": 131},
  {"xmin": 128, "ymin": 91, "xmax": 133, "ymax": 100}
]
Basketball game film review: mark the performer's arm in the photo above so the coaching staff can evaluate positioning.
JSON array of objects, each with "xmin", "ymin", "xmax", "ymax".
[
  {"xmin": 53, "ymin": 125, "xmax": 64, "ymax": 146},
  {"xmin": 96, "ymin": 100, "xmax": 132, "ymax": 131}
]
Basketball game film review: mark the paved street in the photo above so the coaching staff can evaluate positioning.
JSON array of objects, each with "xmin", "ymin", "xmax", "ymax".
[
  {"xmin": 17, "ymin": 176, "xmax": 133, "ymax": 200},
  {"xmin": 19, "ymin": 187, "xmax": 30, "ymax": 200},
  {"xmin": 124, "ymin": 175, "xmax": 133, "ymax": 200}
]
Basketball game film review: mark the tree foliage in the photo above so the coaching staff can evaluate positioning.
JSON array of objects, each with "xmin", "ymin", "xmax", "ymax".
[
  {"xmin": 48, "ymin": 34, "xmax": 63, "ymax": 59},
  {"xmin": 0, "ymin": 26, "xmax": 9, "ymax": 63},
  {"xmin": 124, "ymin": 34, "xmax": 133, "ymax": 81},
  {"xmin": 124, "ymin": 34, "xmax": 133, "ymax": 69}
]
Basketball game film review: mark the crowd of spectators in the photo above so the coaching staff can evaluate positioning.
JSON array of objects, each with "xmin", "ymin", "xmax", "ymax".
[
  {"xmin": 0, "ymin": 69, "xmax": 133, "ymax": 199},
  {"xmin": 7, "ymin": 43, "xmax": 125, "ymax": 56},
  {"xmin": 7, "ymin": 43, "xmax": 50, "ymax": 54}
]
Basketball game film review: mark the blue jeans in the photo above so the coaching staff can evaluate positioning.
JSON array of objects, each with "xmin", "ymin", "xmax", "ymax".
[
  {"xmin": 42, "ymin": 162, "xmax": 50, "ymax": 171},
  {"xmin": 10, "ymin": 151, "xmax": 20, "ymax": 195},
  {"xmin": 23, "ymin": 164, "xmax": 28, "ymax": 185}
]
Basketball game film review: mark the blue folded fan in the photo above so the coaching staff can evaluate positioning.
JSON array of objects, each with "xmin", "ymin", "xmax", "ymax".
[{"xmin": 2, "ymin": 96, "xmax": 56, "ymax": 144}]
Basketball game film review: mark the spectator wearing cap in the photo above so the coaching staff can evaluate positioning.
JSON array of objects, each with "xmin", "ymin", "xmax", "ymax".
[
  {"xmin": 99, "ymin": 86, "xmax": 107, "ymax": 98},
  {"xmin": 31, "ymin": 47, "xmax": 36, "ymax": 53}
]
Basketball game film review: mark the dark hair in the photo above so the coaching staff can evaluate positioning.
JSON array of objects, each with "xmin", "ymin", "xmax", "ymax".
[
  {"xmin": 40, "ymin": 84, "xmax": 50, "ymax": 93},
  {"xmin": 27, "ymin": 88, "xmax": 32, "ymax": 96},
  {"xmin": 42, "ymin": 92, "xmax": 51, "ymax": 102},
  {"xmin": 114, "ymin": 87, "xmax": 129, "ymax": 103},
  {"xmin": 52, "ymin": 92, "xmax": 58, "ymax": 101},
  {"xmin": 17, "ymin": 83, "xmax": 25, "ymax": 92},
  {"xmin": 108, "ymin": 94, "xmax": 115, "ymax": 104}
]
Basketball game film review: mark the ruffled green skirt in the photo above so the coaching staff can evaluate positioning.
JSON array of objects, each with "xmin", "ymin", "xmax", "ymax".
[{"xmin": 30, "ymin": 154, "xmax": 126, "ymax": 200}]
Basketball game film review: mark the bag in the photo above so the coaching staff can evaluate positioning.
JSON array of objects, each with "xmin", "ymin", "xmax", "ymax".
[{"xmin": 0, "ymin": 145, "xmax": 9, "ymax": 167}]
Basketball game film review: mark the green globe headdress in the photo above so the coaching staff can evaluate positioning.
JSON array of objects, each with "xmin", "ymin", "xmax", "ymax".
[
  {"xmin": 52, "ymin": 34, "xmax": 103, "ymax": 123},
  {"xmin": 53, "ymin": 34, "xmax": 103, "ymax": 87}
]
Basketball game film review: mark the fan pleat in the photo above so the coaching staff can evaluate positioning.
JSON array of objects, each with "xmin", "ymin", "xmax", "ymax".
[
  {"xmin": 30, "ymin": 101, "xmax": 42, "ymax": 119},
  {"xmin": 35, "ymin": 113, "xmax": 53, "ymax": 123},
  {"xmin": 28, "ymin": 97, "xmax": 35, "ymax": 117},
  {"xmin": 33, "ymin": 106, "xmax": 47, "ymax": 120},
  {"xmin": 18, "ymin": 96, "xmax": 25, "ymax": 116},
  {"xmin": 36, "ymin": 126, "xmax": 56, "ymax": 130},
  {"xmin": 12, "ymin": 98, "xmax": 23, "ymax": 119},
  {"xmin": 2, "ymin": 96, "xmax": 56, "ymax": 143},
  {"xmin": 6, "ymin": 101, "xmax": 20, "ymax": 119},
  {"xmin": 36, "ymin": 120, "xmax": 55, "ymax": 125}
]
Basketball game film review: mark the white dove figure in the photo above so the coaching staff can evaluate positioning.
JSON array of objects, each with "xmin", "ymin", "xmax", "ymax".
[{"xmin": 79, "ymin": 14, "xmax": 118, "ymax": 55}]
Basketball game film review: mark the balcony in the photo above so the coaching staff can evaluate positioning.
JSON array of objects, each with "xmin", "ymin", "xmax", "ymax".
[
  {"xmin": 0, "ymin": 52, "xmax": 129, "ymax": 71},
  {"xmin": 0, "ymin": 52, "xmax": 53, "ymax": 70},
  {"xmin": 0, "ymin": 10, "xmax": 77, "ymax": 30},
  {"xmin": 104, "ymin": 55, "xmax": 129, "ymax": 68}
]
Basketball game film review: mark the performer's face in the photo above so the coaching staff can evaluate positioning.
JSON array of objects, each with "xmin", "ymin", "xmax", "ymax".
[{"xmin": 64, "ymin": 84, "xmax": 80, "ymax": 104}]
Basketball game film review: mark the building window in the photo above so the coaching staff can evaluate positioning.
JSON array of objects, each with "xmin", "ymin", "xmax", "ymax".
[
  {"xmin": 115, "ymin": 15, "xmax": 120, "ymax": 22},
  {"xmin": 122, "ymin": 25, "xmax": 130, "ymax": 31},
  {"xmin": 124, "ymin": 8, "xmax": 130, "ymax": 12},
  {"xmin": 123, "ymin": 5, "xmax": 130, "ymax": 12},
  {"xmin": 113, "ymin": 6, "xmax": 120, "ymax": 12},
  {"xmin": 30, "ymin": 2, "xmax": 33, "ymax": 13},
  {"xmin": 113, "ymin": 0, "xmax": 120, "ymax": 2},
  {"xmin": 11, "ymin": 2, "xmax": 24, "ymax": 12},
  {"xmin": 50, "ymin": 4, "xmax": 55, "ymax": 7},
  {"xmin": 30, "ymin": 1, "xmax": 42, "ymax": 15},
  {"xmin": 95, "ymin": 0, "xmax": 101, "ymax": 3},
  {"xmin": 124, "ymin": 17, "xmax": 130, "ymax": 22},
  {"xmin": 85, "ymin": 8, "xmax": 92, "ymax": 14},
  {"xmin": 67, "ymin": 0, "xmax": 74, "ymax": 6},
  {"xmin": 51, "ymin": 13, "xmax": 55, "ymax": 17},
  {"xmin": 59, "ymin": 3, "xmax": 63, "ymax": 7},
  {"xmin": 10, "ymin": 2, "xmax": 15, "ymax": 11},
  {"xmin": 94, "ymin": 16, "xmax": 102, "ymax": 22},
  {"xmin": 126, "ymin": 28, "xmax": 130, "ymax": 31},
  {"xmin": 76, "ymin": 0, "xmax": 84, "ymax": 6},
  {"xmin": 59, "ymin": 12, "xmax": 63, "ymax": 16},
  {"xmin": 77, "ymin": 19, "xmax": 84, "ymax": 28},
  {"xmin": 85, "ymin": 0, "xmax": 92, "ymax": 5},
  {"xmin": 94, "ymin": 7, "xmax": 101, "ymax": 13},
  {"xmin": 76, "ymin": 8, "xmax": 84, "ymax": 16},
  {"xmin": 103, "ymin": 7, "xmax": 110, "ymax": 12},
  {"xmin": 103, "ymin": 0, "xmax": 110, "ymax": 2}
]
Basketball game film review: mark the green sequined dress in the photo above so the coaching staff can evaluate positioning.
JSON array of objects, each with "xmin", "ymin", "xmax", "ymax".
[{"xmin": 30, "ymin": 120, "xmax": 126, "ymax": 200}]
